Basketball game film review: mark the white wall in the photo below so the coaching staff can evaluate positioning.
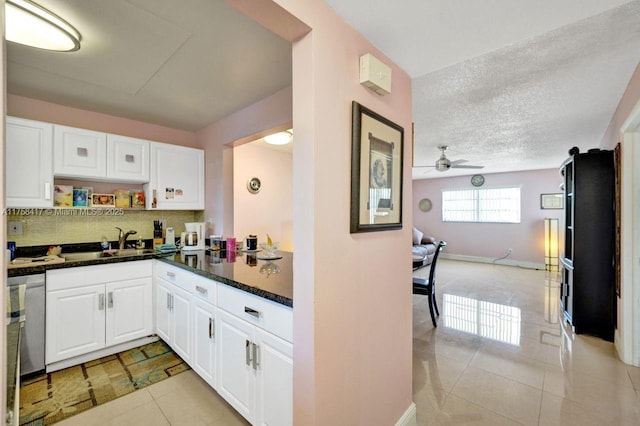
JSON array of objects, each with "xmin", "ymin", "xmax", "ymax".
[
  {"xmin": 412, "ymin": 168, "xmax": 564, "ymax": 266},
  {"xmin": 233, "ymin": 143, "xmax": 293, "ymax": 251}
]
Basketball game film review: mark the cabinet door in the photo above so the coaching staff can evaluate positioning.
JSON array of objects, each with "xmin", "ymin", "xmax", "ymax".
[
  {"xmin": 171, "ymin": 285, "xmax": 192, "ymax": 363},
  {"xmin": 106, "ymin": 134, "xmax": 150, "ymax": 182},
  {"xmin": 6, "ymin": 117, "xmax": 53, "ymax": 207},
  {"xmin": 254, "ymin": 328, "xmax": 293, "ymax": 426},
  {"xmin": 46, "ymin": 284, "xmax": 105, "ymax": 364},
  {"xmin": 193, "ymin": 299, "xmax": 216, "ymax": 388},
  {"xmin": 147, "ymin": 142, "xmax": 204, "ymax": 209},
  {"xmin": 156, "ymin": 278, "xmax": 172, "ymax": 343},
  {"xmin": 54, "ymin": 125, "xmax": 107, "ymax": 178},
  {"xmin": 217, "ymin": 309, "xmax": 255, "ymax": 423},
  {"xmin": 106, "ymin": 277, "xmax": 153, "ymax": 347}
]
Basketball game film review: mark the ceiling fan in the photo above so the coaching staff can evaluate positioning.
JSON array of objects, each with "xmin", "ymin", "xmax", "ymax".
[{"xmin": 415, "ymin": 145, "xmax": 484, "ymax": 172}]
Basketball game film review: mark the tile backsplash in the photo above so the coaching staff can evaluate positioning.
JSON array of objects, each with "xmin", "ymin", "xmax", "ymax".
[{"xmin": 6, "ymin": 209, "xmax": 205, "ymax": 247}]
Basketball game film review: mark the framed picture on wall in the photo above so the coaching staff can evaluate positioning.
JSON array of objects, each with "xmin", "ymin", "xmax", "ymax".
[
  {"xmin": 350, "ymin": 101, "xmax": 404, "ymax": 233},
  {"xmin": 540, "ymin": 193, "xmax": 563, "ymax": 209}
]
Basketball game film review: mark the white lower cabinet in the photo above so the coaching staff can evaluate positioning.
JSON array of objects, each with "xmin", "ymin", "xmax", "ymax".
[
  {"xmin": 193, "ymin": 298, "xmax": 217, "ymax": 388},
  {"xmin": 46, "ymin": 261, "xmax": 153, "ymax": 366},
  {"xmin": 156, "ymin": 277, "xmax": 192, "ymax": 364},
  {"xmin": 153, "ymin": 260, "xmax": 292, "ymax": 425},
  {"xmin": 216, "ymin": 285, "xmax": 293, "ymax": 426}
]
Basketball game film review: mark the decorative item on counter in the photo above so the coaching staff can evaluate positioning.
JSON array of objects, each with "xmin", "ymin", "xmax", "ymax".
[
  {"xmin": 100, "ymin": 237, "xmax": 110, "ymax": 250},
  {"xmin": 92, "ymin": 193, "xmax": 115, "ymax": 207},
  {"xmin": 7, "ymin": 241, "xmax": 16, "ymax": 260},
  {"xmin": 258, "ymin": 234, "xmax": 281, "ymax": 259},
  {"xmin": 47, "ymin": 245, "xmax": 62, "ymax": 256},
  {"xmin": 210, "ymin": 235, "xmax": 222, "ymax": 250},
  {"xmin": 72, "ymin": 188, "xmax": 88, "ymax": 207},
  {"xmin": 130, "ymin": 190, "xmax": 145, "ymax": 208},
  {"xmin": 246, "ymin": 235, "xmax": 258, "ymax": 251},
  {"xmin": 226, "ymin": 237, "xmax": 236, "ymax": 253},
  {"xmin": 236, "ymin": 240, "xmax": 244, "ymax": 251},
  {"xmin": 136, "ymin": 237, "xmax": 145, "ymax": 249},
  {"xmin": 54, "ymin": 185, "xmax": 73, "ymax": 207},
  {"xmin": 114, "ymin": 190, "xmax": 131, "ymax": 208}
]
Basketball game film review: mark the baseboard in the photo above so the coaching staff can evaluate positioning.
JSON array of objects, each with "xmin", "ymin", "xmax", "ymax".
[
  {"xmin": 395, "ymin": 403, "xmax": 417, "ymax": 426},
  {"xmin": 440, "ymin": 253, "xmax": 545, "ymax": 270},
  {"xmin": 46, "ymin": 335, "xmax": 159, "ymax": 373}
]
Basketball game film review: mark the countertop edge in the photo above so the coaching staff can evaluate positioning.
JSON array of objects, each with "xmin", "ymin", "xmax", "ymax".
[
  {"xmin": 8, "ymin": 253, "xmax": 293, "ymax": 308},
  {"xmin": 156, "ymin": 256, "xmax": 293, "ymax": 308}
]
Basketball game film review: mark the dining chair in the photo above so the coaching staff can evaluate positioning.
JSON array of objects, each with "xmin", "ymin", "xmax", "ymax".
[{"xmin": 412, "ymin": 240, "xmax": 447, "ymax": 327}]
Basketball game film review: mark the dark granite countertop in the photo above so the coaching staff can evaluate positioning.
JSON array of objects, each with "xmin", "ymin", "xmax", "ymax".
[
  {"xmin": 157, "ymin": 250, "xmax": 293, "ymax": 307},
  {"xmin": 8, "ymin": 244, "xmax": 293, "ymax": 307}
]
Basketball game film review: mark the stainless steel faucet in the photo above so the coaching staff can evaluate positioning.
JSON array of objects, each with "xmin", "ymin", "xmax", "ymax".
[{"xmin": 116, "ymin": 227, "xmax": 137, "ymax": 250}]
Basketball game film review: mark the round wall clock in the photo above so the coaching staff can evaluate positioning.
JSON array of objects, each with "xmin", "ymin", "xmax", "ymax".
[
  {"xmin": 418, "ymin": 198, "xmax": 432, "ymax": 212},
  {"xmin": 471, "ymin": 174, "xmax": 485, "ymax": 187},
  {"xmin": 247, "ymin": 177, "xmax": 261, "ymax": 194}
]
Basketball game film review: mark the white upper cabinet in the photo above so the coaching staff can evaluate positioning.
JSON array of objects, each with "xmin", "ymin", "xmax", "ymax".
[
  {"xmin": 53, "ymin": 125, "xmax": 151, "ymax": 183},
  {"xmin": 106, "ymin": 134, "xmax": 150, "ymax": 182},
  {"xmin": 146, "ymin": 142, "xmax": 204, "ymax": 210},
  {"xmin": 6, "ymin": 117, "xmax": 54, "ymax": 208},
  {"xmin": 54, "ymin": 125, "xmax": 107, "ymax": 179}
]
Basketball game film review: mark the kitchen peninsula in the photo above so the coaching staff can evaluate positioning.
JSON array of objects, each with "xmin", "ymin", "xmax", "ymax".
[{"xmin": 8, "ymin": 248, "xmax": 293, "ymax": 426}]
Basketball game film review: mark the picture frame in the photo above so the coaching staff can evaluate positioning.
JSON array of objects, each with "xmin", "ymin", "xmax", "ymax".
[
  {"xmin": 72, "ymin": 188, "xmax": 88, "ymax": 207},
  {"xmin": 92, "ymin": 193, "xmax": 115, "ymax": 207},
  {"xmin": 350, "ymin": 101, "xmax": 404, "ymax": 233},
  {"xmin": 540, "ymin": 193, "xmax": 563, "ymax": 209}
]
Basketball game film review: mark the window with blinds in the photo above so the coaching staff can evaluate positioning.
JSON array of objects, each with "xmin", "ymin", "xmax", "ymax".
[{"xmin": 442, "ymin": 186, "xmax": 521, "ymax": 223}]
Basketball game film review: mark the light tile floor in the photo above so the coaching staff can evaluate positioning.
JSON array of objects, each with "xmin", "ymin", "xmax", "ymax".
[
  {"xmin": 56, "ymin": 259, "xmax": 640, "ymax": 425},
  {"xmin": 413, "ymin": 259, "xmax": 640, "ymax": 425},
  {"xmin": 55, "ymin": 368, "xmax": 248, "ymax": 426}
]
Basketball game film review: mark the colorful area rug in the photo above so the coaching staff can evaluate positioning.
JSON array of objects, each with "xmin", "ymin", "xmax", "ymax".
[{"xmin": 19, "ymin": 340, "xmax": 189, "ymax": 425}]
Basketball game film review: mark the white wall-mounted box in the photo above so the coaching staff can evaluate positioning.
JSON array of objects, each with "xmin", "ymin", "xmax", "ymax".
[{"xmin": 359, "ymin": 53, "xmax": 391, "ymax": 95}]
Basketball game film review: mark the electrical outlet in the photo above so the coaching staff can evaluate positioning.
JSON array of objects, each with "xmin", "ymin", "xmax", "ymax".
[
  {"xmin": 8, "ymin": 221, "xmax": 23, "ymax": 236},
  {"xmin": 507, "ymin": 248, "xmax": 513, "ymax": 254}
]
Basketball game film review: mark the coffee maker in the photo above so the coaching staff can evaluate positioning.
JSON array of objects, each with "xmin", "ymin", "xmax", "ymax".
[{"xmin": 181, "ymin": 222, "xmax": 205, "ymax": 251}]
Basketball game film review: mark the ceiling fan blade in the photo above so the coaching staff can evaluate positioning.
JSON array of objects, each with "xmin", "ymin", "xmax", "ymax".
[
  {"xmin": 449, "ymin": 159, "xmax": 468, "ymax": 166},
  {"xmin": 412, "ymin": 165, "xmax": 436, "ymax": 168},
  {"xmin": 451, "ymin": 164, "xmax": 484, "ymax": 169}
]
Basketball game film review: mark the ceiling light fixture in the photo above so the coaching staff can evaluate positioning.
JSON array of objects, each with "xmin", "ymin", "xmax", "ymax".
[
  {"xmin": 5, "ymin": 0, "xmax": 81, "ymax": 52},
  {"xmin": 264, "ymin": 130, "xmax": 292, "ymax": 145}
]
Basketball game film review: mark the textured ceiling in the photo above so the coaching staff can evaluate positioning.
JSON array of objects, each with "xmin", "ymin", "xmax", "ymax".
[
  {"xmin": 6, "ymin": 0, "xmax": 292, "ymax": 132},
  {"xmin": 324, "ymin": 0, "xmax": 640, "ymax": 179}
]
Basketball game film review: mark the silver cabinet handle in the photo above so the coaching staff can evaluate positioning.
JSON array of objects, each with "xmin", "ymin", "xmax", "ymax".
[
  {"xmin": 77, "ymin": 147, "xmax": 88, "ymax": 157},
  {"xmin": 166, "ymin": 271, "xmax": 176, "ymax": 278},
  {"xmin": 244, "ymin": 307, "xmax": 261, "ymax": 318},
  {"xmin": 245, "ymin": 339, "xmax": 252, "ymax": 366},
  {"xmin": 209, "ymin": 317, "xmax": 214, "ymax": 339},
  {"xmin": 166, "ymin": 293, "xmax": 171, "ymax": 310},
  {"xmin": 125, "ymin": 154, "xmax": 135, "ymax": 163},
  {"xmin": 44, "ymin": 182, "xmax": 51, "ymax": 200},
  {"xmin": 98, "ymin": 293, "xmax": 105, "ymax": 311},
  {"xmin": 196, "ymin": 285, "xmax": 207, "ymax": 296},
  {"xmin": 252, "ymin": 343, "xmax": 259, "ymax": 370},
  {"xmin": 108, "ymin": 292, "xmax": 113, "ymax": 308}
]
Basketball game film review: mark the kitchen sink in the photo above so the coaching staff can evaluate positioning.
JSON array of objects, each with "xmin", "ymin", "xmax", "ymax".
[
  {"xmin": 60, "ymin": 251, "xmax": 108, "ymax": 261},
  {"xmin": 61, "ymin": 249, "xmax": 155, "ymax": 261}
]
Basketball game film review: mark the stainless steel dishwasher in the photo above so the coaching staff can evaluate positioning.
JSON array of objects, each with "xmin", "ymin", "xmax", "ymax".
[{"xmin": 7, "ymin": 273, "xmax": 46, "ymax": 376}]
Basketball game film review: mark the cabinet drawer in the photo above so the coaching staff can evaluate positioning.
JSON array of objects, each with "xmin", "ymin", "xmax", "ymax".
[
  {"xmin": 217, "ymin": 284, "xmax": 292, "ymax": 343},
  {"xmin": 154, "ymin": 261, "xmax": 216, "ymax": 305},
  {"xmin": 47, "ymin": 260, "xmax": 152, "ymax": 291},
  {"xmin": 191, "ymin": 274, "xmax": 216, "ymax": 306}
]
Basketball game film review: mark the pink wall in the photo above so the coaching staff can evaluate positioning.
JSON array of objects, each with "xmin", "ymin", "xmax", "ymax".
[
  {"xmin": 7, "ymin": 94, "xmax": 198, "ymax": 147},
  {"xmin": 601, "ymin": 62, "xmax": 640, "ymax": 148},
  {"xmin": 226, "ymin": 1, "xmax": 415, "ymax": 424},
  {"xmin": 197, "ymin": 86, "xmax": 293, "ymax": 236},
  {"xmin": 233, "ymin": 143, "xmax": 293, "ymax": 250},
  {"xmin": 413, "ymin": 169, "xmax": 564, "ymax": 264}
]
